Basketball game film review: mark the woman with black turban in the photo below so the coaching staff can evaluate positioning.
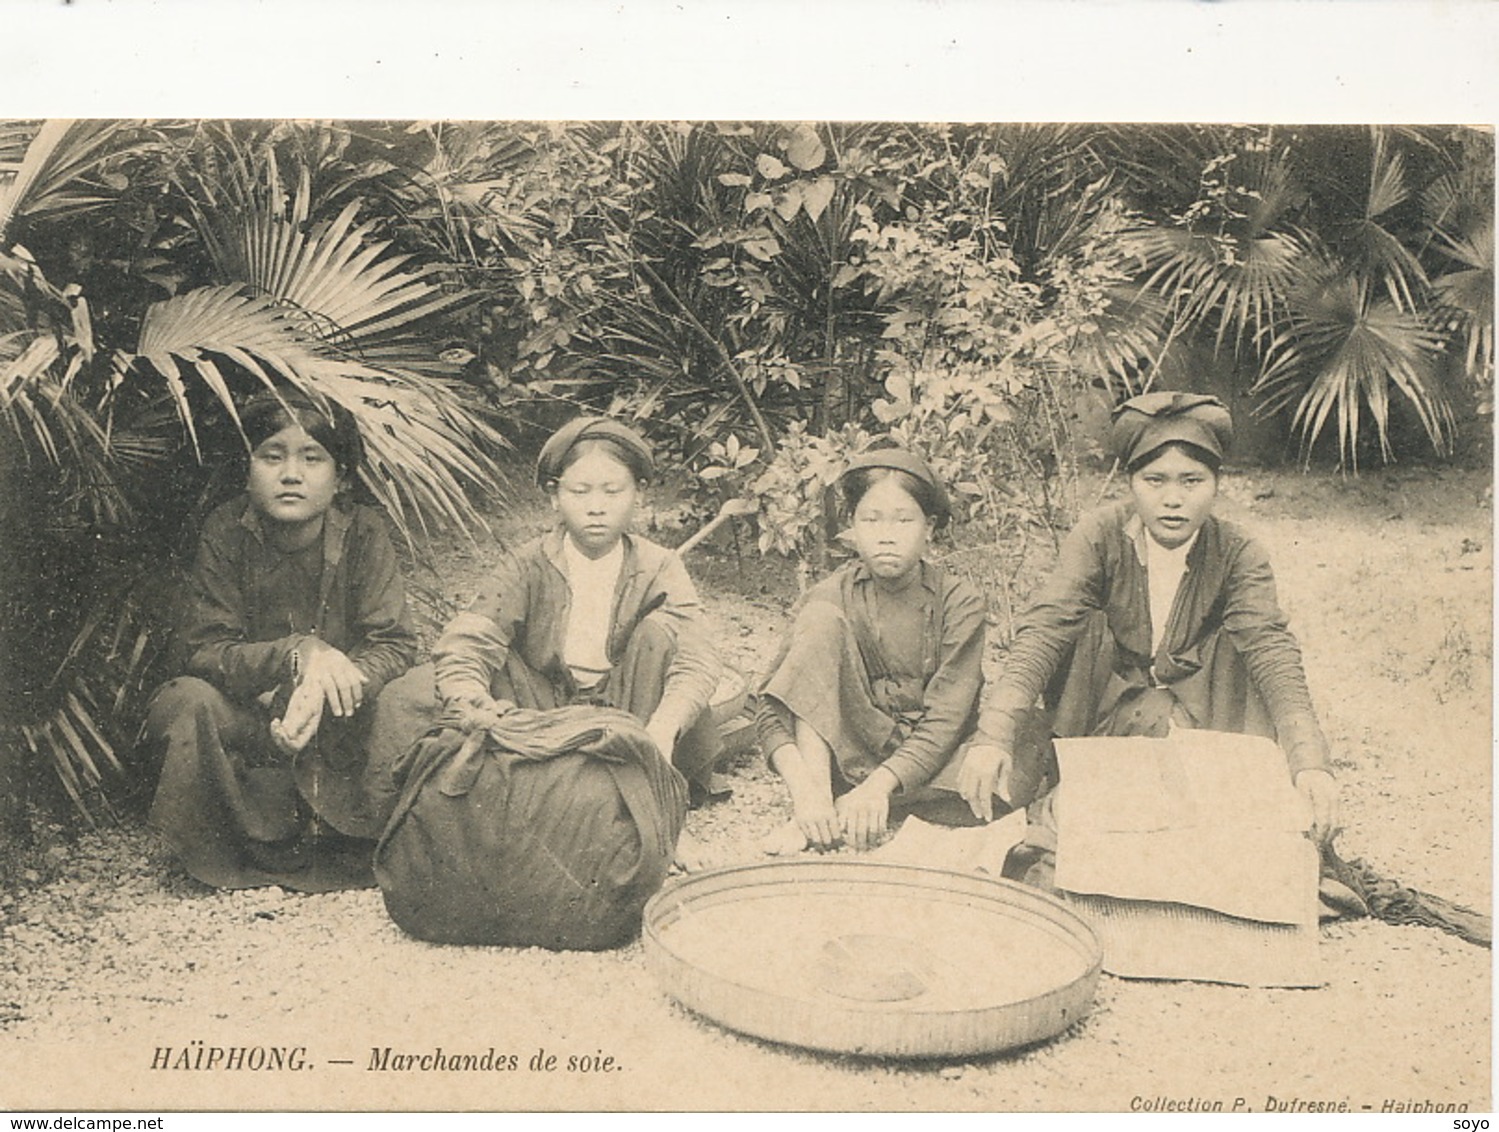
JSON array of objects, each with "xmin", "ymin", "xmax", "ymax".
[{"xmin": 957, "ymin": 392, "xmax": 1339, "ymax": 886}]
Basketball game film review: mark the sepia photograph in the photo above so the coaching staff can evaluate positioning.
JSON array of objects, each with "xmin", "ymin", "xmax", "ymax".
[{"xmin": 0, "ymin": 2, "xmax": 1493, "ymax": 1120}]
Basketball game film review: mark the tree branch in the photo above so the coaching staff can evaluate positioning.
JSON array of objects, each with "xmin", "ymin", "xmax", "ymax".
[{"xmin": 628, "ymin": 248, "xmax": 777, "ymax": 453}]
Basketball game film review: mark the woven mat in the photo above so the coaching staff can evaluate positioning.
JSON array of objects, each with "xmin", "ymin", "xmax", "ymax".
[{"xmin": 1054, "ymin": 731, "xmax": 1320, "ymax": 987}]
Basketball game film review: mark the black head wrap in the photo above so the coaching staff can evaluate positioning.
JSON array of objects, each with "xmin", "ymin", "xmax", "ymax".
[
  {"xmin": 535, "ymin": 416, "xmax": 655, "ymax": 487},
  {"xmin": 1111, "ymin": 392, "xmax": 1234, "ymax": 470},
  {"xmin": 839, "ymin": 444, "xmax": 952, "ymax": 528}
]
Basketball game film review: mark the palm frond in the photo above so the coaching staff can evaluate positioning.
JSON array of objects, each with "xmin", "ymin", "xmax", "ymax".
[
  {"xmin": 1068, "ymin": 281, "xmax": 1170, "ymax": 394},
  {"xmin": 0, "ymin": 120, "xmax": 137, "ymax": 244},
  {"xmin": 134, "ymin": 284, "xmax": 321, "ymax": 451},
  {"xmin": 18, "ymin": 562, "xmax": 175, "ymax": 825},
  {"xmin": 132, "ymin": 282, "xmax": 503, "ymax": 544},
  {"xmin": 1129, "ymin": 223, "xmax": 1304, "ymax": 353},
  {"xmin": 185, "ymin": 154, "xmax": 474, "ymax": 374},
  {"xmin": 1255, "ymin": 271, "xmax": 1452, "ymax": 467},
  {"xmin": 0, "ymin": 329, "xmax": 131, "ymax": 525},
  {"xmin": 1431, "ymin": 220, "xmax": 1495, "ymax": 385},
  {"xmin": 1322, "ymin": 129, "xmax": 1431, "ymax": 313},
  {"xmin": 1365, "ymin": 129, "xmax": 1413, "ymax": 220},
  {"xmin": 0, "ymin": 120, "xmax": 40, "ymax": 168}
]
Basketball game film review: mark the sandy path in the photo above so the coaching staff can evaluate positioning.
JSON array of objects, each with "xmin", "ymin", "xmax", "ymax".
[{"xmin": 0, "ymin": 468, "xmax": 1489, "ymax": 1113}]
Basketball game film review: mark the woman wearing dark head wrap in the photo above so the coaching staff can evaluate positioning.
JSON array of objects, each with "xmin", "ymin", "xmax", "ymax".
[
  {"xmin": 437, "ymin": 415, "xmax": 716, "ymax": 763},
  {"xmin": 956, "ymin": 393, "xmax": 1339, "ymax": 885},
  {"xmin": 363, "ymin": 414, "xmax": 722, "ymax": 869},
  {"xmin": 141, "ymin": 388, "xmax": 418, "ymax": 890},
  {"xmin": 756, "ymin": 443, "xmax": 987, "ymax": 854}
]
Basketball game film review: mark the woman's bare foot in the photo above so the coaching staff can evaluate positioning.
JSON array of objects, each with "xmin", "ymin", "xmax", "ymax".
[
  {"xmin": 759, "ymin": 819, "xmax": 810, "ymax": 857},
  {"xmin": 674, "ymin": 829, "xmax": 712, "ymax": 873}
]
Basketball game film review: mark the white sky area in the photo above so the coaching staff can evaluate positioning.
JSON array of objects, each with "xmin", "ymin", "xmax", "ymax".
[{"xmin": 1, "ymin": 0, "xmax": 1496, "ymax": 125}]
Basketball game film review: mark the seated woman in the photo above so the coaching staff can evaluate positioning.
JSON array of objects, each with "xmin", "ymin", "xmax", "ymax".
[
  {"xmin": 757, "ymin": 445, "xmax": 987, "ymax": 854},
  {"xmin": 143, "ymin": 389, "xmax": 418, "ymax": 891},
  {"xmin": 368, "ymin": 416, "xmax": 723, "ymax": 860},
  {"xmin": 957, "ymin": 392, "xmax": 1339, "ymax": 886}
]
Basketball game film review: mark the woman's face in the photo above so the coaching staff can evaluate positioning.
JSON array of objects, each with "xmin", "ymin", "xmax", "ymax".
[
  {"xmin": 850, "ymin": 475, "xmax": 934, "ymax": 585},
  {"xmin": 247, "ymin": 424, "xmax": 343, "ymax": 529},
  {"xmin": 1129, "ymin": 445, "xmax": 1218, "ymax": 549},
  {"xmin": 551, "ymin": 447, "xmax": 640, "ymax": 559}
]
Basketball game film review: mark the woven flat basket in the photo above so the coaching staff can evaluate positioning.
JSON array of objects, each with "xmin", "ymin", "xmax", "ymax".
[{"xmin": 643, "ymin": 860, "xmax": 1102, "ymax": 1058}]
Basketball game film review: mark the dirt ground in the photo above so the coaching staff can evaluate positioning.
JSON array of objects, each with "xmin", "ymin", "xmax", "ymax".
[{"xmin": 0, "ymin": 466, "xmax": 1491, "ymax": 1113}]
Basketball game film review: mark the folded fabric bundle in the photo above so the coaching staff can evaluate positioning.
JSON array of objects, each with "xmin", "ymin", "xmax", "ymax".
[
  {"xmin": 375, "ymin": 704, "xmax": 687, "ymax": 949},
  {"xmin": 1319, "ymin": 842, "xmax": 1491, "ymax": 949},
  {"xmin": 1052, "ymin": 731, "xmax": 1321, "ymax": 987}
]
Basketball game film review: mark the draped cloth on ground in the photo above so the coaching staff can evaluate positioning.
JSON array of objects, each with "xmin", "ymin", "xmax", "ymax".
[
  {"xmin": 1319, "ymin": 843, "xmax": 1491, "ymax": 948},
  {"xmin": 375, "ymin": 704, "xmax": 687, "ymax": 950},
  {"xmin": 1050, "ymin": 731, "xmax": 1322, "ymax": 988}
]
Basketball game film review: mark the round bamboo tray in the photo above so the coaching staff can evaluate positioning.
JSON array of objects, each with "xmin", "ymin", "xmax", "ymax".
[{"xmin": 643, "ymin": 860, "xmax": 1102, "ymax": 1059}]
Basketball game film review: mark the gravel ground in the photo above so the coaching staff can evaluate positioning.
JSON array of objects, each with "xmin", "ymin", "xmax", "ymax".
[{"xmin": 0, "ymin": 468, "xmax": 1490, "ymax": 1113}]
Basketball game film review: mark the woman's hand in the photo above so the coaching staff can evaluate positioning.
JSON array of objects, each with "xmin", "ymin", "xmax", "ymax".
[
  {"xmin": 957, "ymin": 743, "xmax": 1011, "ymax": 822},
  {"xmin": 270, "ymin": 679, "xmax": 324, "ymax": 755},
  {"xmin": 299, "ymin": 642, "xmax": 369, "ymax": 719},
  {"xmin": 644, "ymin": 715, "xmax": 680, "ymax": 764},
  {"xmin": 794, "ymin": 797, "xmax": 841, "ymax": 851},
  {"xmin": 767, "ymin": 742, "xmax": 840, "ymax": 850},
  {"xmin": 1294, "ymin": 768, "xmax": 1340, "ymax": 845},
  {"xmin": 836, "ymin": 767, "xmax": 897, "ymax": 851}
]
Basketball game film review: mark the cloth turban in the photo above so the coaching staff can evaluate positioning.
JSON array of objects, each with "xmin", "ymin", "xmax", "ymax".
[
  {"xmin": 840, "ymin": 445, "xmax": 953, "ymax": 527},
  {"xmin": 535, "ymin": 416, "xmax": 656, "ymax": 486},
  {"xmin": 1110, "ymin": 393, "xmax": 1235, "ymax": 469}
]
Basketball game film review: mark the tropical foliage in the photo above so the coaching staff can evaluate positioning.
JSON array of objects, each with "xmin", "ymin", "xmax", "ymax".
[
  {"xmin": 0, "ymin": 118, "xmax": 1492, "ymax": 838},
  {"xmin": 403, "ymin": 121, "xmax": 1490, "ymax": 482},
  {"xmin": 1118, "ymin": 124, "xmax": 1492, "ymax": 465},
  {"xmin": 1, "ymin": 120, "xmax": 503, "ymax": 833}
]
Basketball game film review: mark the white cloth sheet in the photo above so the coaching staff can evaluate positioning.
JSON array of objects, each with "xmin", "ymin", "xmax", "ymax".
[{"xmin": 1052, "ymin": 730, "xmax": 1321, "ymax": 987}]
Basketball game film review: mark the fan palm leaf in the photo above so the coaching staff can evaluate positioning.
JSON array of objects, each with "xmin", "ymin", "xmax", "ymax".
[
  {"xmin": 0, "ymin": 328, "xmax": 131, "ymax": 526},
  {"xmin": 133, "ymin": 284, "xmax": 325, "ymax": 452},
  {"xmin": 1067, "ymin": 280, "xmax": 1171, "ymax": 394},
  {"xmin": 195, "ymin": 171, "xmax": 474, "ymax": 371},
  {"xmin": 309, "ymin": 369, "xmax": 503, "ymax": 541},
  {"xmin": 1430, "ymin": 220, "xmax": 1494, "ymax": 386},
  {"xmin": 1256, "ymin": 270, "xmax": 1452, "ymax": 467},
  {"xmin": 1130, "ymin": 223, "xmax": 1305, "ymax": 353},
  {"xmin": 1338, "ymin": 129, "xmax": 1430, "ymax": 313},
  {"xmin": 0, "ymin": 119, "xmax": 137, "ymax": 244},
  {"xmin": 132, "ymin": 283, "xmax": 503, "ymax": 543},
  {"xmin": 176, "ymin": 134, "xmax": 477, "ymax": 373}
]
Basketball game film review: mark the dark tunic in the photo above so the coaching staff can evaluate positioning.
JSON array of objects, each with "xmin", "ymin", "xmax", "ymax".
[
  {"xmin": 143, "ymin": 498, "xmax": 418, "ymax": 890},
  {"xmin": 978, "ymin": 502, "xmax": 1331, "ymax": 775},
  {"xmin": 756, "ymin": 559, "xmax": 986, "ymax": 798},
  {"xmin": 363, "ymin": 529, "xmax": 723, "ymax": 811},
  {"xmin": 979, "ymin": 502, "xmax": 1333, "ymax": 888}
]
